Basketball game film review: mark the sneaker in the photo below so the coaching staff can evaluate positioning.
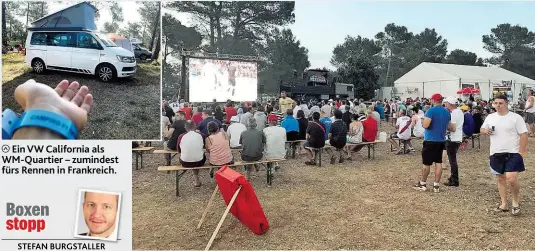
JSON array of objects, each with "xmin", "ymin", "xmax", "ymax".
[
  {"xmin": 413, "ymin": 182, "xmax": 427, "ymax": 191},
  {"xmin": 433, "ymin": 185, "xmax": 440, "ymax": 193}
]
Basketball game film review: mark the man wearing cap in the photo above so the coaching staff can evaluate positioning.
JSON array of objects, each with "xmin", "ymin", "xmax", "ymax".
[
  {"xmin": 279, "ymin": 91, "xmax": 296, "ymax": 114},
  {"xmin": 461, "ymin": 105, "xmax": 475, "ymax": 148},
  {"xmin": 263, "ymin": 114, "xmax": 287, "ymax": 168},
  {"xmin": 227, "ymin": 115, "xmax": 247, "ymax": 148},
  {"xmin": 413, "ymin": 93, "xmax": 454, "ymax": 193},
  {"xmin": 443, "ymin": 96, "xmax": 464, "ymax": 187}
]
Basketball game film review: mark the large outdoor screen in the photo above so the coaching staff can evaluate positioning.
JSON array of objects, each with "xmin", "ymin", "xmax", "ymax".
[{"xmin": 188, "ymin": 58, "xmax": 258, "ymax": 102}]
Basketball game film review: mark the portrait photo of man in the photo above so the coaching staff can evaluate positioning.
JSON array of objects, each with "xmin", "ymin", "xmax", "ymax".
[{"xmin": 74, "ymin": 189, "xmax": 122, "ymax": 241}]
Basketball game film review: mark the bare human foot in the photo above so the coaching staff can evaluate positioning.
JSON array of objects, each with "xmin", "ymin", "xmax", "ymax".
[{"xmin": 14, "ymin": 79, "xmax": 94, "ymax": 131}]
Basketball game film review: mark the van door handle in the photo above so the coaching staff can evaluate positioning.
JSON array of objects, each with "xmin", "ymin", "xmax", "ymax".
[{"xmin": 100, "ymin": 54, "xmax": 105, "ymax": 56}]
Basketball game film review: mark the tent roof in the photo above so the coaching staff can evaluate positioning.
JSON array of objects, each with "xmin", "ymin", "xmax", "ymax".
[
  {"xmin": 31, "ymin": 2, "xmax": 97, "ymax": 24},
  {"xmin": 394, "ymin": 62, "xmax": 535, "ymax": 85},
  {"xmin": 108, "ymin": 33, "xmax": 128, "ymax": 40}
]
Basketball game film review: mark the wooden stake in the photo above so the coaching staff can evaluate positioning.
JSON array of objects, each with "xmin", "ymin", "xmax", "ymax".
[
  {"xmin": 197, "ymin": 185, "xmax": 219, "ymax": 229},
  {"xmin": 204, "ymin": 185, "xmax": 242, "ymax": 251}
]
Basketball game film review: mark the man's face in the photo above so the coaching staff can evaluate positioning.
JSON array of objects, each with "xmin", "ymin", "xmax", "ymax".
[
  {"xmin": 281, "ymin": 92, "xmax": 286, "ymax": 98},
  {"xmin": 493, "ymin": 99, "xmax": 507, "ymax": 112},
  {"xmin": 83, "ymin": 192, "xmax": 118, "ymax": 237},
  {"xmin": 202, "ymin": 113, "xmax": 209, "ymax": 119}
]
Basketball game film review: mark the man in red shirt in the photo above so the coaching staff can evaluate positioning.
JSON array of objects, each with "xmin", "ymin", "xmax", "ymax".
[
  {"xmin": 361, "ymin": 111, "xmax": 378, "ymax": 142},
  {"xmin": 225, "ymin": 101, "xmax": 237, "ymax": 123},
  {"xmin": 180, "ymin": 102, "xmax": 192, "ymax": 120},
  {"xmin": 191, "ymin": 106, "xmax": 204, "ymax": 125}
]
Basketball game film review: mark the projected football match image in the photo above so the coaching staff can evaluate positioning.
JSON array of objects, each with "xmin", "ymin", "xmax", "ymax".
[{"xmin": 188, "ymin": 58, "xmax": 258, "ymax": 102}]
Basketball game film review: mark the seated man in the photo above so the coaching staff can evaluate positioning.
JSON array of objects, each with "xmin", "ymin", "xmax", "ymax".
[
  {"xmin": 177, "ymin": 121, "xmax": 206, "ymax": 188},
  {"xmin": 304, "ymin": 112, "xmax": 326, "ymax": 165},
  {"xmin": 227, "ymin": 115, "xmax": 246, "ymax": 148},
  {"xmin": 281, "ymin": 108, "xmax": 300, "ymax": 141},
  {"xmin": 326, "ymin": 110, "xmax": 348, "ymax": 164},
  {"xmin": 387, "ymin": 109, "xmax": 413, "ymax": 154},
  {"xmin": 166, "ymin": 111, "xmax": 186, "ymax": 150},
  {"xmin": 240, "ymin": 117, "xmax": 266, "ymax": 178},
  {"xmin": 263, "ymin": 114, "xmax": 287, "ymax": 169}
]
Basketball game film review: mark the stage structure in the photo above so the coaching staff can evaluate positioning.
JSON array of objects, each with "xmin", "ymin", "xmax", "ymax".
[{"xmin": 181, "ymin": 50, "xmax": 262, "ymax": 103}]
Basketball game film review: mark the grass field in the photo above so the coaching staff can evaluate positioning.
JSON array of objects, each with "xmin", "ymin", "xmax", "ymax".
[
  {"xmin": 2, "ymin": 53, "xmax": 161, "ymax": 139},
  {"xmin": 132, "ymin": 123, "xmax": 535, "ymax": 250}
]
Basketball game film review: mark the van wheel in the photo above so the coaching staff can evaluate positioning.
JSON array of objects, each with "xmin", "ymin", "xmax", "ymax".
[
  {"xmin": 97, "ymin": 64, "xmax": 116, "ymax": 82},
  {"xmin": 140, "ymin": 54, "xmax": 147, "ymax": 61},
  {"xmin": 32, "ymin": 59, "xmax": 45, "ymax": 74}
]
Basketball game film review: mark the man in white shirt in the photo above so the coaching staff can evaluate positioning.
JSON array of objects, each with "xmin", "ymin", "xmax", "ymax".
[
  {"xmin": 299, "ymin": 101, "xmax": 310, "ymax": 118},
  {"xmin": 227, "ymin": 116, "xmax": 247, "ymax": 148},
  {"xmin": 263, "ymin": 114, "xmax": 287, "ymax": 168},
  {"xmin": 293, "ymin": 100, "xmax": 303, "ymax": 118},
  {"xmin": 481, "ymin": 94, "xmax": 527, "ymax": 216},
  {"xmin": 443, "ymin": 96, "xmax": 464, "ymax": 187},
  {"xmin": 177, "ymin": 121, "xmax": 206, "ymax": 187},
  {"xmin": 387, "ymin": 109, "xmax": 413, "ymax": 154}
]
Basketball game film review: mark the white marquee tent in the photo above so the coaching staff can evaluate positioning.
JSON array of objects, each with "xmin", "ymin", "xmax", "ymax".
[{"xmin": 391, "ymin": 62, "xmax": 535, "ymax": 103}]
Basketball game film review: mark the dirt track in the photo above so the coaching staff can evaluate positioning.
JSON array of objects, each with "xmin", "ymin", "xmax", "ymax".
[{"xmin": 132, "ymin": 123, "xmax": 535, "ymax": 250}]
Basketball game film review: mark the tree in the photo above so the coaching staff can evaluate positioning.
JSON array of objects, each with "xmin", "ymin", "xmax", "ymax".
[
  {"xmin": 337, "ymin": 56, "xmax": 380, "ymax": 100},
  {"xmin": 119, "ymin": 22, "xmax": 142, "ymax": 40},
  {"xmin": 331, "ymin": 35, "xmax": 382, "ymax": 68},
  {"xmin": 482, "ymin": 24, "xmax": 535, "ymax": 68},
  {"xmin": 2, "ymin": 2, "xmax": 7, "ymax": 46},
  {"xmin": 446, "ymin": 49, "xmax": 484, "ymax": 66},
  {"xmin": 102, "ymin": 2, "xmax": 123, "ymax": 33},
  {"xmin": 403, "ymin": 28, "xmax": 448, "ymax": 68},
  {"xmin": 138, "ymin": 2, "xmax": 160, "ymax": 50},
  {"xmin": 259, "ymin": 28, "xmax": 310, "ymax": 93},
  {"xmin": 374, "ymin": 23, "xmax": 414, "ymax": 87},
  {"xmin": 162, "ymin": 14, "xmax": 202, "ymax": 62}
]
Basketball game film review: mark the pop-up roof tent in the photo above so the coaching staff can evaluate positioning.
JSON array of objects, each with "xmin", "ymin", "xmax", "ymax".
[
  {"xmin": 30, "ymin": 2, "xmax": 97, "ymax": 31},
  {"xmin": 108, "ymin": 33, "xmax": 133, "ymax": 52}
]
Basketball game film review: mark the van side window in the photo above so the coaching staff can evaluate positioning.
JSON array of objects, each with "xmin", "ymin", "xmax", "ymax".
[
  {"xmin": 77, "ymin": 33, "xmax": 100, "ymax": 49},
  {"xmin": 30, "ymin": 33, "xmax": 47, "ymax": 45},
  {"xmin": 47, "ymin": 32, "xmax": 75, "ymax": 47}
]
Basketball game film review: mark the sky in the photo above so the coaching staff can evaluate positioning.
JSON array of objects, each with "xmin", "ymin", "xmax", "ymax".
[
  {"xmin": 29, "ymin": 1, "xmax": 142, "ymax": 31},
  {"xmin": 168, "ymin": 0, "xmax": 535, "ymax": 70}
]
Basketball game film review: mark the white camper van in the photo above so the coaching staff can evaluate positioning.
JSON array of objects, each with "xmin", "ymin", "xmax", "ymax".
[{"xmin": 24, "ymin": 29, "xmax": 137, "ymax": 82}]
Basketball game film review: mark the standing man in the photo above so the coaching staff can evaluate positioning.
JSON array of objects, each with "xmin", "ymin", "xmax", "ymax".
[
  {"xmin": 279, "ymin": 91, "xmax": 296, "ymax": 114},
  {"xmin": 523, "ymin": 89, "xmax": 535, "ymax": 137},
  {"xmin": 413, "ymin": 94, "xmax": 454, "ymax": 193},
  {"xmin": 443, "ymin": 96, "xmax": 464, "ymax": 187},
  {"xmin": 481, "ymin": 94, "xmax": 527, "ymax": 215}
]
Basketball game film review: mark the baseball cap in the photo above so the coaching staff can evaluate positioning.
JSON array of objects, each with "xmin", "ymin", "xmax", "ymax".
[
  {"xmin": 431, "ymin": 94, "xmax": 443, "ymax": 102},
  {"xmin": 460, "ymin": 105, "xmax": 469, "ymax": 111},
  {"xmin": 443, "ymin": 96, "xmax": 458, "ymax": 105},
  {"xmin": 230, "ymin": 116, "xmax": 239, "ymax": 123},
  {"xmin": 268, "ymin": 114, "xmax": 278, "ymax": 122}
]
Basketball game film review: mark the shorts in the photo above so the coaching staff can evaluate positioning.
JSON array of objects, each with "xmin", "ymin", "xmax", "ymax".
[
  {"xmin": 525, "ymin": 113, "xmax": 535, "ymax": 124},
  {"xmin": 329, "ymin": 139, "xmax": 346, "ymax": 149},
  {"xmin": 421, "ymin": 141, "xmax": 446, "ymax": 165},
  {"xmin": 180, "ymin": 155, "xmax": 207, "ymax": 168},
  {"xmin": 489, "ymin": 153, "xmax": 525, "ymax": 175}
]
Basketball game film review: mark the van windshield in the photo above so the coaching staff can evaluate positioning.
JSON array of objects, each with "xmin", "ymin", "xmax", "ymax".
[{"xmin": 94, "ymin": 33, "xmax": 118, "ymax": 47}]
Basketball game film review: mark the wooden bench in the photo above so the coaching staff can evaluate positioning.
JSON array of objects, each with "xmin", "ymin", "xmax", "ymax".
[
  {"xmin": 305, "ymin": 140, "xmax": 379, "ymax": 166},
  {"xmin": 390, "ymin": 137, "xmax": 421, "ymax": 152},
  {"xmin": 132, "ymin": 147, "xmax": 155, "ymax": 170},
  {"xmin": 158, "ymin": 158, "xmax": 286, "ymax": 196},
  {"xmin": 286, "ymin": 140, "xmax": 306, "ymax": 159},
  {"xmin": 153, "ymin": 148, "xmax": 243, "ymax": 166}
]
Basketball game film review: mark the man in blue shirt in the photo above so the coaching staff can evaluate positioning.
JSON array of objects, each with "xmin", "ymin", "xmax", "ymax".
[
  {"xmin": 281, "ymin": 109, "xmax": 299, "ymax": 141},
  {"xmin": 413, "ymin": 94, "xmax": 455, "ymax": 193},
  {"xmin": 319, "ymin": 110, "xmax": 332, "ymax": 140},
  {"xmin": 197, "ymin": 109, "xmax": 221, "ymax": 137}
]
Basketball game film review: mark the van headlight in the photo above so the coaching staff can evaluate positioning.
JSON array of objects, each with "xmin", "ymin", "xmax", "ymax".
[{"xmin": 117, "ymin": 56, "xmax": 135, "ymax": 63}]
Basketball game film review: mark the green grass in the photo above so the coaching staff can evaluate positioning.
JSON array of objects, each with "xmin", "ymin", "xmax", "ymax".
[{"xmin": 2, "ymin": 53, "xmax": 162, "ymax": 140}]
